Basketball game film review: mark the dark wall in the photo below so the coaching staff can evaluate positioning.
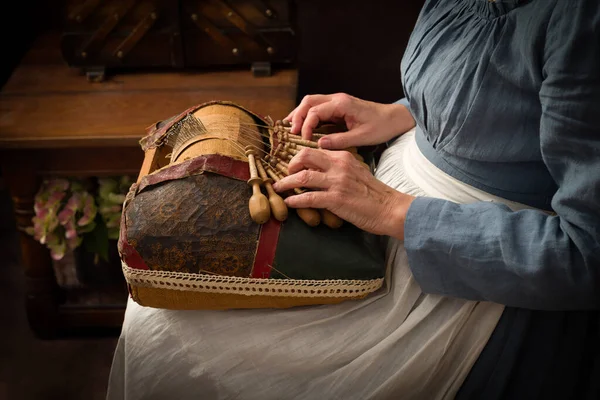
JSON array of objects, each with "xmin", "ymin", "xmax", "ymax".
[
  {"xmin": 0, "ymin": 1, "xmax": 424, "ymax": 102},
  {"xmin": 0, "ymin": 1, "xmax": 58, "ymax": 89},
  {"xmin": 295, "ymin": 0, "xmax": 424, "ymax": 104}
]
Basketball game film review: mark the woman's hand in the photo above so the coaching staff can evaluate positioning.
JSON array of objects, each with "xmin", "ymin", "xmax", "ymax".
[
  {"xmin": 272, "ymin": 148, "xmax": 415, "ymax": 240},
  {"xmin": 285, "ymin": 93, "xmax": 415, "ymax": 149}
]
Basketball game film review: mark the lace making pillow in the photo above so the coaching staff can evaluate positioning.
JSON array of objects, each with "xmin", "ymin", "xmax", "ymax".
[{"xmin": 119, "ymin": 101, "xmax": 386, "ymax": 310}]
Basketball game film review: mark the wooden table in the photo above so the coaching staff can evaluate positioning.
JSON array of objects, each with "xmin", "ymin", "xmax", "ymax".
[{"xmin": 0, "ymin": 33, "xmax": 297, "ymax": 338}]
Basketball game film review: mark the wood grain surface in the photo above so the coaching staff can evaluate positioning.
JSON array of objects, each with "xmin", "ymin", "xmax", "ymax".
[{"xmin": 0, "ymin": 33, "xmax": 297, "ymax": 149}]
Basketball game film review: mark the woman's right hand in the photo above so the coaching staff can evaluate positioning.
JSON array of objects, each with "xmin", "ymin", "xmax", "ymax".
[{"xmin": 285, "ymin": 93, "xmax": 416, "ymax": 149}]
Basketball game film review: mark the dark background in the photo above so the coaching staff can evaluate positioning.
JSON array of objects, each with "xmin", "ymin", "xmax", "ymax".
[
  {"xmin": 0, "ymin": 0, "xmax": 424, "ymax": 101},
  {"xmin": 295, "ymin": 0, "xmax": 423, "ymax": 103},
  {"xmin": 0, "ymin": 1, "xmax": 423, "ymax": 398}
]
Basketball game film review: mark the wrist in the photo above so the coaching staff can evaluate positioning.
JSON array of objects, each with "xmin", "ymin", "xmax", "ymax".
[
  {"xmin": 386, "ymin": 103, "xmax": 416, "ymax": 138},
  {"xmin": 385, "ymin": 191, "xmax": 415, "ymax": 241}
]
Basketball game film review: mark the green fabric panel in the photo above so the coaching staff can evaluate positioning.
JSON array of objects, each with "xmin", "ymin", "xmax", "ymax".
[{"xmin": 272, "ymin": 211, "xmax": 386, "ymax": 280}]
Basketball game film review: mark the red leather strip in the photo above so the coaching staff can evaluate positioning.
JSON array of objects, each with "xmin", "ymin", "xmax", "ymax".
[
  {"xmin": 118, "ymin": 212, "xmax": 149, "ymax": 270},
  {"xmin": 137, "ymin": 154, "xmax": 250, "ymax": 193},
  {"xmin": 251, "ymin": 216, "xmax": 281, "ymax": 278}
]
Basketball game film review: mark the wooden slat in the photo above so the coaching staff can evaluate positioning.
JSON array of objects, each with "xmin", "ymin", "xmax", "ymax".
[
  {"xmin": 1, "ymin": 64, "xmax": 298, "ymax": 95},
  {"xmin": 0, "ymin": 33, "xmax": 298, "ymax": 149},
  {"xmin": 0, "ymin": 86, "xmax": 296, "ymax": 148}
]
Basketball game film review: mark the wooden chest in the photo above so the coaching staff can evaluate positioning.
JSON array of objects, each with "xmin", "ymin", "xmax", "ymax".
[{"xmin": 60, "ymin": 0, "xmax": 295, "ymax": 77}]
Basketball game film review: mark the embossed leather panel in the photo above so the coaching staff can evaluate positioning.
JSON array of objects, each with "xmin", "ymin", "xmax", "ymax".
[{"xmin": 125, "ymin": 173, "xmax": 260, "ymax": 276}]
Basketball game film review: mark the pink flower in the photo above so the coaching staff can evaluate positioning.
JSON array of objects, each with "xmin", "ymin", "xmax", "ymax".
[
  {"xmin": 64, "ymin": 218, "xmax": 77, "ymax": 240},
  {"xmin": 48, "ymin": 240, "xmax": 67, "ymax": 260},
  {"xmin": 30, "ymin": 217, "xmax": 44, "ymax": 241},
  {"xmin": 34, "ymin": 206, "xmax": 48, "ymax": 219},
  {"xmin": 77, "ymin": 193, "xmax": 97, "ymax": 226},
  {"xmin": 57, "ymin": 207, "xmax": 75, "ymax": 226},
  {"xmin": 45, "ymin": 190, "xmax": 66, "ymax": 210},
  {"xmin": 58, "ymin": 192, "xmax": 83, "ymax": 226}
]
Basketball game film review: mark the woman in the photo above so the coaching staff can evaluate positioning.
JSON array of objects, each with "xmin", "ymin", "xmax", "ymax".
[{"xmin": 108, "ymin": 0, "xmax": 600, "ymax": 398}]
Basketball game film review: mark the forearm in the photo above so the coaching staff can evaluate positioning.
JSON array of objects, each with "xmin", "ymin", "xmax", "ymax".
[
  {"xmin": 383, "ymin": 101, "xmax": 416, "ymax": 143},
  {"xmin": 404, "ymin": 198, "xmax": 600, "ymax": 310}
]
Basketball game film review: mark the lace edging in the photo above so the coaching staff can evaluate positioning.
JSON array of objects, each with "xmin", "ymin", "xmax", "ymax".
[{"xmin": 122, "ymin": 262, "xmax": 384, "ymax": 298}]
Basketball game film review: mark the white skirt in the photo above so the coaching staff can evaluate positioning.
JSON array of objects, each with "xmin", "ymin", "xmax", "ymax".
[{"xmin": 107, "ymin": 129, "xmax": 510, "ymax": 400}]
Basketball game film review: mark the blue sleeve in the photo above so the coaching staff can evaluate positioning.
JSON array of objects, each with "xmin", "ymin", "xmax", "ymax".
[
  {"xmin": 394, "ymin": 98, "xmax": 411, "ymax": 110},
  {"xmin": 403, "ymin": 1, "xmax": 600, "ymax": 310}
]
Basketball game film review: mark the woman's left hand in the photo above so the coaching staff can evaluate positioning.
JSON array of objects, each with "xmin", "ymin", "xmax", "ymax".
[{"xmin": 272, "ymin": 148, "xmax": 415, "ymax": 240}]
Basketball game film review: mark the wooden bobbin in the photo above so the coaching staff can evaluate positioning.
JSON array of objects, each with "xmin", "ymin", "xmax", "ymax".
[
  {"xmin": 274, "ymin": 143, "xmax": 284, "ymax": 156},
  {"xmin": 275, "ymin": 143, "xmax": 293, "ymax": 161},
  {"xmin": 283, "ymin": 131, "xmax": 357, "ymax": 153},
  {"xmin": 256, "ymin": 160, "xmax": 287, "ymax": 222},
  {"xmin": 320, "ymin": 209, "xmax": 344, "ymax": 229},
  {"xmin": 287, "ymin": 136, "xmax": 319, "ymax": 149},
  {"xmin": 352, "ymin": 152, "xmax": 364, "ymax": 162},
  {"xmin": 284, "ymin": 142, "xmax": 310, "ymax": 152},
  {"xmin": 295, "ymin": 208, "xmax": 321, "ymax": 227},
  {"xmin": 265, "ymin": 154, "xmax": 278, "ymax": 169},
  {"xmin": 266, "ymin": 155, "xmax": 289, "ymax": 176},
  {"xmin": 264, "ymin": 163, "xmax": 282, "ymax": 184},
  {"xmin": 245, "ymin": 147, "xmax": 271, "ymax": 224},
  {"xmin": 275, "ymin": 158, "xmax": 289, "ymax": 169},
  {"xmin": 286, "ymin": 146, "xmax": 299, "ymax": 155},
  {"xmin": 272, "ymin": 163, "xmax": 341, "ymax": 228},
  {"xmin": 269, "ymin": 168, "xmax": 336, "ymax": 229},
  {"xmin": 275, "ymin": 163, "xmax": 289, "ymax": 176},
  {"xmin": 264, "ymin": 162, "xmax": 321, "ymax": 227}
]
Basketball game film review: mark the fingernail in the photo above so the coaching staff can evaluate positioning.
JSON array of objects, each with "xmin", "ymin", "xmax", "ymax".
[
  {"xmin": 272, "ymin": 182, "xmax": 279, "ymax": 190},
  {"xmin": 319, "ymin": 138, "xmax": 331, "ymax": 148}
]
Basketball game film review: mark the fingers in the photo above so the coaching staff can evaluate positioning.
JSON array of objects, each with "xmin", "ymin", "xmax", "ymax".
[
  {"xmin": 273, "ymin": 170, "xmax": 330, "ymax": 192},
  {"xmin": 301, "ymin": 101, "xmax": 346, "ymax": 140},
  {"xmin": 287, "ymin": 95, "xmax": 332, "ymax": 135},
  {"xmin": 287, "ymin": 148, "xmax": 332, "ymax": 174},
  {"xmin": 284, "ymin": 191, "xmax": 332, "ymax": 210},
  {"xmin": 318, "ymin": 127, "xmax": 368, "ymax": 149}
]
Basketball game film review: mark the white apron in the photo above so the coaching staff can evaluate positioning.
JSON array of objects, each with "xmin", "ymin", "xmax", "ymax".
[{"xmin": 107, "ymin": 128, "xmax": 526, "ymax": 400}]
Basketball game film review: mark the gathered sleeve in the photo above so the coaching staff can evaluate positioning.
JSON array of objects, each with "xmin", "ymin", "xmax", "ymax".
[
  {"xmin": 394, "ymin": 98, "xmax": 411, "ymax": 109},
  {"xmin": 403, "ymin": 0, "xmax": 600, "ymax": 310}
]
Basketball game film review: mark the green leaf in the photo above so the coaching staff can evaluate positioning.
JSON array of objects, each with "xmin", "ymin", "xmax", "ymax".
[
  {"xmin": 78, "ymin": 221, "xmax": 97, "ymax": 233},
  {"xmin": 107, "ymin": 228, "xmax": 120, "ymax": 240},
  {"xmin": 82, "ymin": 214, "xmax": 109, "ymax": 263}
]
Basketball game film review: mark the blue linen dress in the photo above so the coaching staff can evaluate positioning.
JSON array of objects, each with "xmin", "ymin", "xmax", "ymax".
[{"xmin": 397, "ymin": 0, "xmax": 600, "ymax": 397}]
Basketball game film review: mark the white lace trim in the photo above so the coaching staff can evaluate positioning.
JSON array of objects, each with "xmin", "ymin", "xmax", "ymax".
[{"xmin": 123, "ymin": 262, "xmax": 384, "ymax": 298}]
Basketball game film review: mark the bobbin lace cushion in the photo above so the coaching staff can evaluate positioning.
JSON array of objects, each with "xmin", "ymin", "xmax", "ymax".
[{"xmin": 119, "ymin": 154, "xmax": 386, "ymax": 310}]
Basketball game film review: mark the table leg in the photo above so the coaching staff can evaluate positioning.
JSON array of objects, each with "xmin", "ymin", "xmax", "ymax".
[{"xmin": 2, "ymin": 156, "xmax": 61, "ymax": 338}]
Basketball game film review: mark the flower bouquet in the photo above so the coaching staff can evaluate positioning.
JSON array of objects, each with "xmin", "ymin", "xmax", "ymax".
[
  {"xmin": 27, "ymin": 176, "xmax": 132, "ymax": 287},
  {"xmin": 27, "ymin": 179, "xmax": 97, "ymax": 261}
]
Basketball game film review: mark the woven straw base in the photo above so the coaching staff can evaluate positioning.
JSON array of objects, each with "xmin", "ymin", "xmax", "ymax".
[{"xmin": 129, "ymin": 285, "xmax": 369, "ymax": 310}]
